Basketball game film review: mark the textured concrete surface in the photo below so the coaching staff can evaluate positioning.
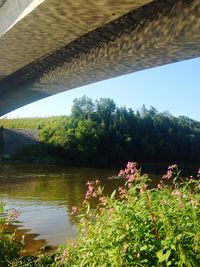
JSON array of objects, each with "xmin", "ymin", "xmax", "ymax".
[
  {"xmin": 39, "ymin": 0, "xmax": 200, "ymax": 94},
  {"xmin": 0, "ymin": 0, "xmax": 199, "ymax": 116},
  {"xmin": 0, "ymin": 0, "xmax": 44, "ymax": 37},
  {"xmin": 0, "ymin": 0, "xmax": 152, "ymax": 78},
  {"xmin": 0, "ymin": 0, "xmax": 6, "ymax": 8}
]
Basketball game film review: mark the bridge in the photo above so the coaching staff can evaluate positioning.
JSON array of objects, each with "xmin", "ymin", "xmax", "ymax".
[{"xmin": 0, "ymin": 0, "xmax": 199, "ymax": 116}]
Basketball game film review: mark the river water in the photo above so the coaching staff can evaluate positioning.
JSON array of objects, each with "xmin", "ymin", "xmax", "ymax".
[
  {"xmin": 0, "ymin": 164, "xmax": 127, "ymax": 255},
  {"xmin": 0, "ymin": 163, "xmax": 195, "ymax": 255}
]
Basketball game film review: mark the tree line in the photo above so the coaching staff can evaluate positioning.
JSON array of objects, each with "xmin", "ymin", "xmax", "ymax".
[{"xmin": 1, "ymin": 96, "xmax": 200, "ymax": 167}]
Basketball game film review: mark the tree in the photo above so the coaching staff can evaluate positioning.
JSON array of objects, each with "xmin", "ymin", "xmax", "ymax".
[
  {"xmin": 95, "ymin": 98, "xmax": 116, "ymax": 128},
  {"xmin": 71, "ymin": 95, "xmax": 94, "ymax": 120}
]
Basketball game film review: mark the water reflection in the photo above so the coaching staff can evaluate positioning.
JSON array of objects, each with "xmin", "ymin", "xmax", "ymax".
[{"xmin": 0, "ymin": 164, "xmax": 121, "ymax": 254}]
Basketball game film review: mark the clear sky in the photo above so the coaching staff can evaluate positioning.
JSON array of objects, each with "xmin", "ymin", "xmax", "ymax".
[{"xmin": 2, "ymin": 57, "xmax": 200, "ymax": 121}]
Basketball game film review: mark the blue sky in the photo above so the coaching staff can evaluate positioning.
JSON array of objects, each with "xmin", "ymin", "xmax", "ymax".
[{"xmin": 2, "ymin": 57, "xmax": 200, "ymax": 121}]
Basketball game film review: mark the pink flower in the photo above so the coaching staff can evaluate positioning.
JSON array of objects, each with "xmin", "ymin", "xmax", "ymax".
[
  {"xmin": 85, "ymin": 181, "xmax": 98, "ymax": 199},
  {"xmin": 140, "ymin": 184, "xmax": 148, "ymax": 193},
  {"xmin": 118, "ymin": 187, "xmax": 125, "ymax": 194},
  {"xmin": 126, "ymin": 162, "xmax": 137, "ymax": 172},
  {"xmin": 85, "ymin": 191, "xmax": 90, "ymax": 199},
  {"xmin": 168, "ymin": 164, "xmax": 177, "ymax": 170},
  {"xmin": 61, "ymin": 248, "xmax": 69, "ymax": 262},
  {"xmin": 127, "ymin": 174, "xmax": 134, "ymax": 182},
  {"xmin": 127, "ymin": 183, "xmax": 132, "ymax": 188},
  {"xmin": 179, "ymin": 203, "xmax": 183, "ymax": 208},
  {"xmin": 157, "ymin": 183, "xmax": 162, "ymax": 189},
  {"xmin": 189, "ymin": 177, "xmax": 193, "ymax": 182},
  {"xmin": 197, "ymin": 169, "xmax": 200, "ymax": 178},
  {"xmin": 162, "ymin": 164, "xmax": 178, "ymax": 180},
  {"xmin": 118, "ymin": 162, "xmax": 139, "ymax": 181},
  {"xmin": 140, "ymin": 188, "xmax": 144, "ymax": 193},
  {"xmin": 92, "ymin": 192, "xmax": 96, "ymax": 197},
  {"xmin": 172, "ymin": 190, "xmax": 181, "ymax": 196},
  {"xmin": 127, "ymin": 162, "xmax": 134, "ymax": 169},
  {"xmin": 88, "ymin": 185, "xmax": 93, "ymax": 192},
  {"xmin": 71, "ymin": 206, "xmax": 78, "ymax": 215},
  {"xmin": 11, "ymin": 208, "xmax": 19, "ymax": 220},
  {"xmin": 118, "ymin": 187, "xmax": 126, "ymax": 198},
  {"xmin": 162, "ymin": 170, "xmax": 173, "ymax": 180}
]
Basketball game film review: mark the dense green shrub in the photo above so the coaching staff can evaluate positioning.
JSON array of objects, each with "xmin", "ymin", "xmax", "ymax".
[
  {"xmin": 0, "ymin": 203, "xmax": 22, "ymax": 266},
  {"xmin": 55, "ymin": 163, "xmax": 200, "ymax": 266},
  {"xmin": 11, "ymin": 254, "xmax": 56, "ymax": 267}
]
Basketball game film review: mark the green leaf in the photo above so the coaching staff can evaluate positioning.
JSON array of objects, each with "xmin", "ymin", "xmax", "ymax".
[
  {"xmin": 110, "ymin": 190, "xmax": 116, "ymax": 200},
  {"xmin": 140, "ymin": 245, "xmax": 148, "ymax": 251}
]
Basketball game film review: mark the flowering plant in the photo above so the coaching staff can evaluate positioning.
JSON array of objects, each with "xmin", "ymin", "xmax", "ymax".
[
  {"xmin": 5, "ymin": 163, "xmax": 200, "ymax": 266},
  {"xmin": 57, "ymin": 162, "xmax": 200, "ymax": 266},
  {"xmin": 0, "ymin": 203, "xmax": 22, "ymax": 265}
]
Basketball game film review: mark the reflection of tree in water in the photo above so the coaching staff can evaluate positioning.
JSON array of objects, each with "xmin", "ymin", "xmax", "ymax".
[{"xmin": 0, "ymin": 164, "xmax": 122, "ymax": 229}]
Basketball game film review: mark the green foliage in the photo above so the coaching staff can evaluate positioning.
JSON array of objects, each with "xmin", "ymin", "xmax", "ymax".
[
  {"xmin": 0, "ymin": 203, "xmax": 22, "ymax": 266},
  {"xmin": 11, "ymin": 254, "xmax": 57, "ymax": 267},
  {"xmin": 71, "ymin": 95, "xmax": 95, "ymax": 120},
  {"xmin": 38, "ymin": 97, "xmax": 200, "ymax": 166},
  {"xmin": 55, "ymin": 163, "xmax": 200, "ymax": 266},
  {"xmin": 1, "ymin": 97, "xmax": 200, "ymax": 166},
  {"xmin": 0, "ymin": 116, "xmax": 67, "ymax": 130}
]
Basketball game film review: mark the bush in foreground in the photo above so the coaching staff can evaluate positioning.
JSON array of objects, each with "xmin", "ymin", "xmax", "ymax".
[
  {"xmin": 0, "ymin": 204, "xmax": 22, "ymax": 266},
  {"xmin": 53, "ymin": 163, "xmax": 200, "ymax": 266}
]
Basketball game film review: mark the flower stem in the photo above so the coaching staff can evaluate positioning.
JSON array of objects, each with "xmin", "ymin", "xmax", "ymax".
[{"xmin": 145, "ymin": 191, "xmax": 159, "ymax": 240}]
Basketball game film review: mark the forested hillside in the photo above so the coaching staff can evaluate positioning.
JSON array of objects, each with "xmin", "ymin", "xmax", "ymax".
[{"xmin": 1, "ymin": 96, "xmax": 200, "ymax": 166}]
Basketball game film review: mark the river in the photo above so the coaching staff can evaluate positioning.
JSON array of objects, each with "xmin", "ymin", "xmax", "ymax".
[
  {"xmin": 0, "ymin": 164, "xmax": 126, "ymax": 255},
  {"xmin": 0, "ymin": 163, "xmax": 196, "ymax": 255}
]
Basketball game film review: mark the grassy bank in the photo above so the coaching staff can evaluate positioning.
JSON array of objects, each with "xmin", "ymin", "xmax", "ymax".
[
  {"xmin": 0, "ymin": 117, "xmax": 66, "ymax": 130},
  {"xmin": 1, "ymin": 163, "xmax": 200, "ymax": 266}
]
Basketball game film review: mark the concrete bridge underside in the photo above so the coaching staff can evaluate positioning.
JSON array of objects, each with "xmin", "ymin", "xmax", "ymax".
[{"xmin": 0, "ymin": 0, "xmax": 199, "ymax": 116}]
